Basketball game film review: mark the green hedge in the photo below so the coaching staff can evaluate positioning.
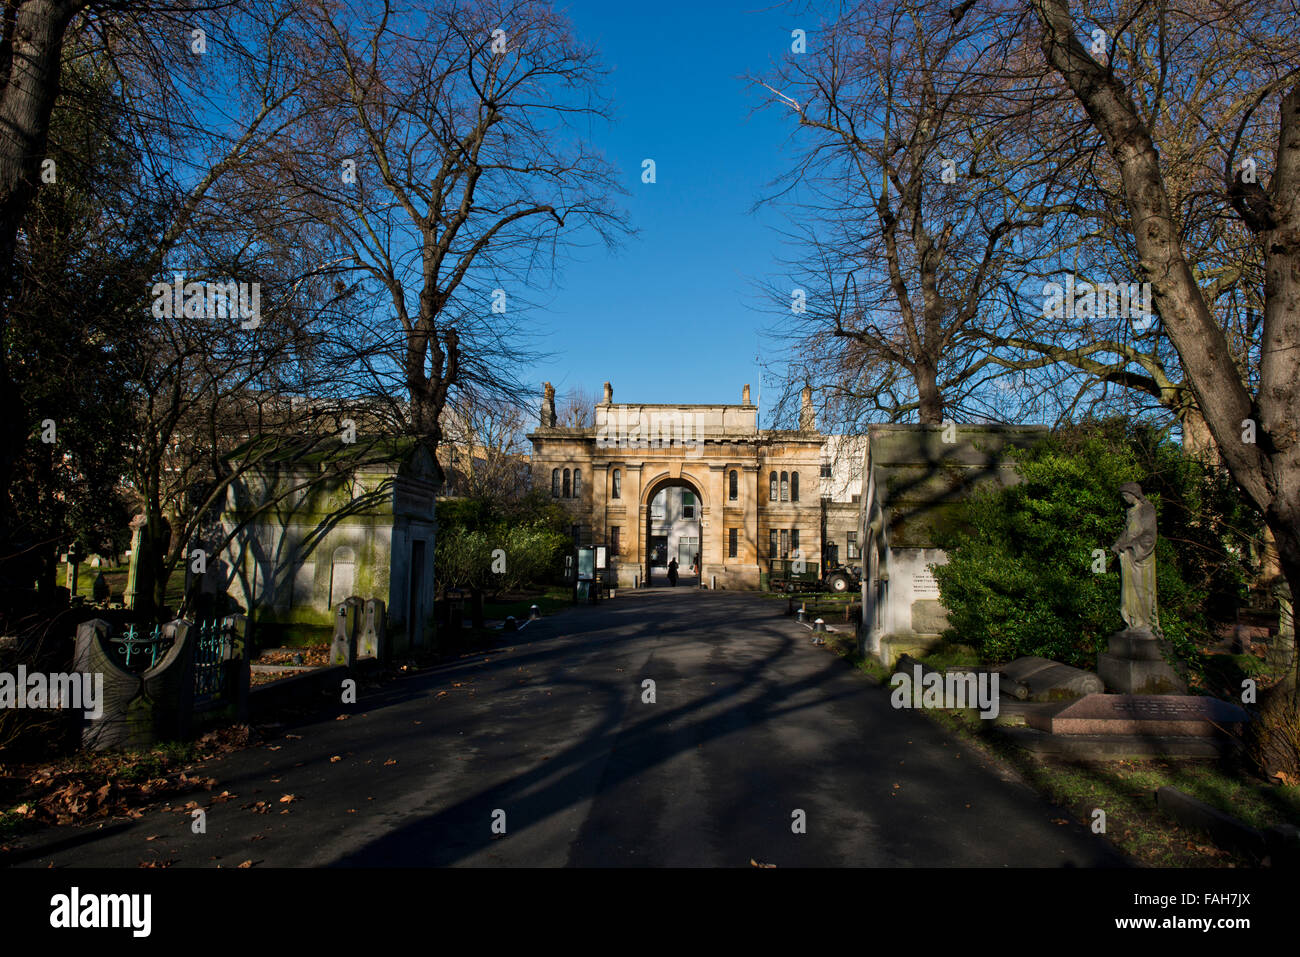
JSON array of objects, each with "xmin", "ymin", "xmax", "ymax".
[{"xmin": 931, "ymin": 419, "xmax": 1259, "ymax": 674}]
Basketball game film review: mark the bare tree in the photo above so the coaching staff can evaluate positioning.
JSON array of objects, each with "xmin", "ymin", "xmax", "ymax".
[
  {"xmin": 1021, "ymin": 0, "xmax": 1300, "ymax": 639},
  {"xmin": 258, "ymin": 0, "xmax": 628, "ymax": 484},
  {"xmin": 754, "ymin": 0, "xmax": 1083, "ymax": 428},
  {"xmin": 555, "ymin": 385, "xmax": 597, "ymax": 428},
  {"xmin": 440, "ymin": 389, "xmax": 531, "ymax": 498}
]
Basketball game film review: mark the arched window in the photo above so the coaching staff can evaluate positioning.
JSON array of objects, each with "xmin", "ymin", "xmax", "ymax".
[
  {"xmin": 729, "ymin": 469, "xmax": 738, "ymax": 501},
  {"xmin": 552, "ymin": 468, "xmax": 560, "ymax": 497},
  {"xmin": 573, "ymin": 469, "xmax": 582, "ymax": 499},
  {"xmin": 770, "ymin": 471, "xmax": 778, "ymax": 501},
  {"xmin": 780, "ymin": 471, "xmax": 789, "ymax": 502},
  {"xmin": 563, "ymin": 468, "xmax": 571, "ymax": 498},
  {"xmin": 612, "ymin": 469, "xmax": 622, "ymax": 499},
  {"xmin": 791, "ymin": 471, "xmax": 799, "ymax": 502}
]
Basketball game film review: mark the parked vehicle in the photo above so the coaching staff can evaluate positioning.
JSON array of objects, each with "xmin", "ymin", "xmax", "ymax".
[
  {"xmin": 767, "ymin": 560, "xmax": 861, "ymax": 594},
  {"xmin": 822, "ymin": 564, "xmax": 862, "ymax": 594}
]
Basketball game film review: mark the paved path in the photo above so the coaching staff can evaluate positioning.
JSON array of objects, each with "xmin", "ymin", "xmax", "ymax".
[{"xmin": 9, "ymin": 591, "xmax": 1123, "ymax": 867}]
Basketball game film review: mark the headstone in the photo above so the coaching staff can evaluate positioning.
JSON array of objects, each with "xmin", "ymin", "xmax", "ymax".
[
  {"xmin": 64, "ymin": 541, "xmax": 82, "ymax": 596},
  {"xmin": 358, "ymin": 598, "xmax": 386, "ymax": 660},
  {"xmin": 1026, "ymin": 693, "xmax": 1249, "ymax": 736},
  {"xmin": 75, "ymin": 618, "xmax": 196, "ymax": 750},
  {"xmin": 123, "ymin": 513, "xmax": 146, "ymax": 609},
  {"xmin": 999, "ymin": 656, "xmax": 1104, "ymax": 701},
  {"xmin": 1097, "ymin": 483, "xmax": 1186, "ymax": 693},
  {"xmin": 92, "ymin": 571, "xmax": 110, "ymax": 603},
  {"xmin": 330, "ymin": 598, "xmax": 361, "ymax": 667}
]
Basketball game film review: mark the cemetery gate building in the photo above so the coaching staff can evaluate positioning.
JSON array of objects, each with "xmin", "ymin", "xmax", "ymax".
[{"xmin": 528, "ymin": 382, "xmax": 865, "ymax": 590}]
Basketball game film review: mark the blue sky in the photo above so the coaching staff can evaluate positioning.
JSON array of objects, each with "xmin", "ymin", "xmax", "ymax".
[{"xmin": 526, "ymin": 0, "xmax": 805, "ymax": 414}]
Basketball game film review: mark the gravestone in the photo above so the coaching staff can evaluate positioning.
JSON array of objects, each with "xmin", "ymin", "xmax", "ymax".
[
  {"xmin": 330, "ymin": 597, "xmax": 363, "ymax": 667},
  {"xmin": 999, "ymin": 656, "xmax": 1104, "ymax": 701},
  {"xmin": 358, "ymin": 598, "xmax": 386, "ymax": 660},
  {"xmin": 75, "ymin": 618, "xmax": 196, "ymax": 750},
  {"xmin": 1026, "ymin": 693, "xmax": 1249, "ymax": 736}
]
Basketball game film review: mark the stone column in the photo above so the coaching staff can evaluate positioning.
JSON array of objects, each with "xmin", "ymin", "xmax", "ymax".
[
  {"xmin": 743, "ymin": 464, "xmax": 761, "ymax": 589},
  {"xmin": 625, "ymin": 464, "xmax": 644, "ymax": 588}
]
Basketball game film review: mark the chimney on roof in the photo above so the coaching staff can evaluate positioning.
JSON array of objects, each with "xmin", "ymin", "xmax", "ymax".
[
  {"xmin": 603, "ymin": 381, "xmax": 613, "ymax": 404},
  {"xmin": 742, "ymin": 384, "xmax": 751, "ymax": 405}
]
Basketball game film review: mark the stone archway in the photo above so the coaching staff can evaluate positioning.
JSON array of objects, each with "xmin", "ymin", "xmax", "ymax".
[{"xmin": 641, "ymin": 473, "xmax": 706, "ymax": 587}]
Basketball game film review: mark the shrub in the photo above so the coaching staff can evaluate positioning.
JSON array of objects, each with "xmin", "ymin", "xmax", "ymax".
[{"xmin": 931, "ymin": 418, "xmax": 1258, "ymax": 673}]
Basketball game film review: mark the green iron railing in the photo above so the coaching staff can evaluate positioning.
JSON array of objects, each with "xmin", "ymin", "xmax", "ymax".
[
  {"xmin": 111, "ymin": 624, "xmax": 171, "ymax": 669},
  {"xmin": 107, "ymin": 619, "xmax": 238, "ymax": 702}
]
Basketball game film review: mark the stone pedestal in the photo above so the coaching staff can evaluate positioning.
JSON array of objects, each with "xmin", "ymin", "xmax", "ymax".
[{"xmin": 1097, "ymin": 628, "xmax": 1185, "ymax": 694}]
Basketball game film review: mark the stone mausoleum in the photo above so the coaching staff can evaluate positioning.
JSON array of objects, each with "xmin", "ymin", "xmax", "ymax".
[
  {"xmin": 857, "ymin": 424, "xmax": 1047, "ymax": 665},
  {"xmin": 215, "ymin": 441, "xmax": 439, "ymax": 655},
  {"xmin": 528, "ymin": 382, "xmax": 866, "ymax": 590}
]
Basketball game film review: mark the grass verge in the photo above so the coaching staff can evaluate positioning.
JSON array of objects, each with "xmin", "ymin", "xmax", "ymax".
[{"xmin": 819, "ymin": 635, "xmax": 1300, "ymax": 866}]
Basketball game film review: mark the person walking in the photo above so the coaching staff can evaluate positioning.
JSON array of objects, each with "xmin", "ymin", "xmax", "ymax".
[{"xmin": 667, "ymin": 558, "xmax": 679, "ymax": 586}]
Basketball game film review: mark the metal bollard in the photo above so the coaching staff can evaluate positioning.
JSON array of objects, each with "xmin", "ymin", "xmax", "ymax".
[
  {"xmin": 504, "ymin": 616, "xmax": 518, "ymax": 632},
  {"xmin": 530, "ymin": 604, "xmax": 541, "ymax": 621},
  {"xmin": 814, "ymin": 618, "xmax": 826, "ymax": 632}
]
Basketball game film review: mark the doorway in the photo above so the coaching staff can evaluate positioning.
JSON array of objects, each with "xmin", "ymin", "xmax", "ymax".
[{"xmin": 644, "ymin": 480, "xmax": 702, "ymax": 587}]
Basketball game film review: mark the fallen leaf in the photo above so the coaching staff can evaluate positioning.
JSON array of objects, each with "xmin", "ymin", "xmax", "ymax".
[
  {"xmin": 330, "ymin": 756, "xmax": 342, "ymax": 763},
  {"xmin": 384, "ymin": 758, "xmax": 398, "ymax": 766},
  {"xmin": 284, "ymin": 734, "xmax": 303, "ymax": 740},
  {"xmin": 750, "ymin": 858, "xmax": 776, "ymax": 868},
  {"xmin": 238, "ymin": 860, "xmax": 253, "ymax": 868},
  {"xmin": 145, "ymin": 835, "xmax": 159, "ymax": 841},
  {"xmin": 279, "ymin": 794, "xmax": 297, "ymax": 804},
  {"xmin": 336, "ymin": 714, "xmax": 349, "ymax": 720}
]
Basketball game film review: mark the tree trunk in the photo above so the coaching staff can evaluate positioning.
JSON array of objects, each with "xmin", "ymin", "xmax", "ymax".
[
  {"xmin": 0, "ymin": 0, "xmax": 83, "ymax": 562},
  {"xmin": 915, "ymin": 358, "xmax": 943, "ymax": 424},
  {"xmin": 1030, "ymin": 0, "xmax": 1300, "ymax": 665},
  {"xmin": 1179, "ymin": 406, "xmax": 1221, "ymax": 467}
]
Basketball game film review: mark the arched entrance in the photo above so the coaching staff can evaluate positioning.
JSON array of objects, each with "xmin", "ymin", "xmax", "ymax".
[{"xmin": 642, "ymin": 475, "xmax": 704, "ymax": 587}]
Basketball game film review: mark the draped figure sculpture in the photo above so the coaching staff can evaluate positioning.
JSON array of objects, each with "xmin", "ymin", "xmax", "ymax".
[{"xmin": 1111, "ymin": 482, "xmax": 1159, "ymax": 634}]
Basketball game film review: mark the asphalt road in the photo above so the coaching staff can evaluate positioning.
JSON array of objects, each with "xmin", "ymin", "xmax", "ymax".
[{"xmin": 9, "ymin": 590, "xmax": 1123, "ymax": 867}]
